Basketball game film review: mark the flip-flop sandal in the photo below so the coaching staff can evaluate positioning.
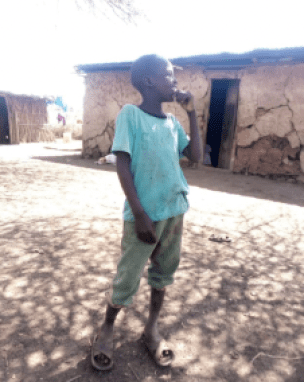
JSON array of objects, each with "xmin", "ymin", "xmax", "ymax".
[
  {"xmin": 209, "ymin": 234, "xmax": 232, "ymax": 243},
  {"xmin": 91, "ymin": 332, "xmax": 114, "ymax": 371},
  {"xmin": 141, "ymin": 333, "xmax": 175, "ymax": 367}
]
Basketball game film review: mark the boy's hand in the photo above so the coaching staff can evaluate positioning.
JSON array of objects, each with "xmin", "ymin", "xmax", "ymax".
[
  {"xmin": 135, "ymin": 211, "xmax": 157, "ymax": 244},
  {"xmin": 174, "ymin": 90, "xmax": 195, "ymax": 113}
]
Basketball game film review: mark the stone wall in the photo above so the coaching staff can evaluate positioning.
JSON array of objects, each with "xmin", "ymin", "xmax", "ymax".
[
  {"xmin": 82, "ymin": 63, "xmax": 304, "ymax": 177},
  {"xmin": 234, "ymin": 64, "xmax": 304, "ymax": 177}
]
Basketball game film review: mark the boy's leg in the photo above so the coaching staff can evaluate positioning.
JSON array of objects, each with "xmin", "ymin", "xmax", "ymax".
[
  {"xmin": 148, "ymin": 214, "xmax": 183, "ymax": 290},
  {"xmin": 91, "ymin": 304, "xmax": 121, "ymax": 370},
  {"xmin": 143, "ymin": 215, "xmax": 184, "ymax": 365},
  {"xmin": 92, "ymin": 220, "xmax": 158, "ymax": 370},
  {"xmin": 110, "ymin": 220, "xmax": 159, "ymax": 306},
  {"xmin": 144, "ymin": 286, "xmax": 166, "ymax": 341}
]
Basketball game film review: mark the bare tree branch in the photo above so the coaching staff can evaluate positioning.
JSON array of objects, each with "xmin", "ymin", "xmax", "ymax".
[{"xmin": 73, "ymin": 0, "xmax": 144, "ymax": 24}]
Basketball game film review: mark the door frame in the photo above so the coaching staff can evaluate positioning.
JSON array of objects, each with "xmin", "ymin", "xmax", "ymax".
[{"xmin": 203, "ymin": 78, "xmax": 240, "ymax": 170}]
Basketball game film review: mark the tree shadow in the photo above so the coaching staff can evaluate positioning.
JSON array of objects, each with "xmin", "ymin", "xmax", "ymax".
[
  {"xmin": 1, "ymin": 148, "xmax": 304, "ymax": 381},
  {"xmin": 1, "ymin": 213, "xmax": 304, "ymax": 381}
]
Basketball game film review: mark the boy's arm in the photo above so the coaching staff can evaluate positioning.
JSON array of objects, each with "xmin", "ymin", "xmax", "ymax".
[
  {"xmin": 116, "ymin": 151, "xmax": 157, "ymax": 244},
  {"xmin": 175, "ymin": 91, "xmax": 201, "ymax": 162}
]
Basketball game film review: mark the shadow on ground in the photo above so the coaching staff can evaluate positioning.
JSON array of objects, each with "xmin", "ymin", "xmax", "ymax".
[
  {"xmin": 1, "ymin": 146, "xmax": 304, "ymax": 381},
  {"xmin": 32, "ymin": 152, "xmax": 304, "ymax": 209},
  {"xmin": 1, "ymin": 213, "xmax": 304, "ymax": 381}
]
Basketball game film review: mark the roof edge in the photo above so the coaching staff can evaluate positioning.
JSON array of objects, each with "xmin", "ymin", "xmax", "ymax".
[
  {"xmin": 0, "ymin": 91, "xmax": 51, "ymax": 101},
  {"xmin": 76, "ymin": 46, "xmax": 304, "ymax": 73}
]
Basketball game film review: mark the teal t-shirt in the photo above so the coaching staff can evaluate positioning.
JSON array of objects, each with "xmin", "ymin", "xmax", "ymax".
[{"xmin": 112, "ymin": 104, "xmax": 190, "ymax": 222}]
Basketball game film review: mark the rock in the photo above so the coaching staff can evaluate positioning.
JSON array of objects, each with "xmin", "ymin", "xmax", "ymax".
[
  {"xmin": 260, "ymin": 148, "xmax": 282, "ymax": 165},
  {"xmin": 283, "ymin": 157, "xmax": 290, "ymax": 165},
  {"xmin": 282, "ymin": 162, "xmax": 301, "ymax": 174},
  {"xmin": 237, "ymin": 126, "xmax": 260, "ymax": 147},
  {"xmin": 92, "ymin": 147, "xmax": 100, "ymax": 159},
  {"xmin": 283, "ymin": 146, "xmax": 299, "ymax": 160},
  {"xmin": 254, "ymin": 137, "xmax": 273, "ymax": 155},
  {"xmin": 255, "ymin": 106, "xmax": 293, "ymax": 138},
  {"xmin": 235, "ymin": 136, "xmax": 301, "ymax": 176},
  {"xmin": 287, "ymin": 131, "xmax": 301, "ymax": 148},
  {"xmin": 232, "ymin": 161, "xmax": 244, "ymax": 173},
  {"xmin": 235, "ymin": 147, "xmax": 254, "ymax": 167},
  {"xmin": 248, "ymin": 161, "xmax": 259, "ymax": 174},
  {"xmin": 33, "ymin": 248, "xmax": 44, "ymax": 254},
  {"xmin": 297, "ymin": 131, "xmax": 304, "ymax": 145},
  {"xmin": 258, "ymin": 162, "xmax": 279, "ymax": 175}
]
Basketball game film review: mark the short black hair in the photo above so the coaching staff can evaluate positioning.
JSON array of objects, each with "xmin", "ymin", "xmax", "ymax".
[{"xmin": 131, "ymin": 54, "xmax": 169, "ymax": 93}]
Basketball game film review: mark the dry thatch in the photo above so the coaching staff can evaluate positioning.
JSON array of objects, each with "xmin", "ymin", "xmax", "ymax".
[{"xmin": 0, "ymin": 92, "xmax": 51, "ymax": 143}]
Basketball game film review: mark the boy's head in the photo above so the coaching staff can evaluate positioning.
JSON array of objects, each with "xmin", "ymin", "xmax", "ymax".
[{"xmin": 131, "ymin": 54, "xmax": 177, "ymax": 102}]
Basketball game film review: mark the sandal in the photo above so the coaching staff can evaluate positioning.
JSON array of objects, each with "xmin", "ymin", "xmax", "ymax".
[
  {"xmin": 91, "ymin": 330, "xmax": 114, "ymax": 371},
  {"xmin": 209, "ymin": 234, "xmax": 232, "ymax": 243},
  {"xmin": 141, "ymin": 333, "xmax": 175, "ymax": 367}
]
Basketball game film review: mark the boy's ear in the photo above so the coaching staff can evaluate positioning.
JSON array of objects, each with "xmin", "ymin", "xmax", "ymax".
[{"xmin": 143, "ymin": 76, "xmax": 154, "ymax": 88}]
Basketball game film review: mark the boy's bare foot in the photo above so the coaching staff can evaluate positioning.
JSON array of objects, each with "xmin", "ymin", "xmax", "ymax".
[
  {"xmin": 91, "ymin": 323, "xmax": 114, "ymax": 371},
  {"xmin": 143, "ymin": 323, "xmax": 175, "ymax": 366}
]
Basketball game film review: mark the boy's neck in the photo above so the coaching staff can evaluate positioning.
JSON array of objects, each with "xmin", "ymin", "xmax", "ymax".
[{"xmin": 139, "ymin": 99, "xmax": 166, "ymax": 118}]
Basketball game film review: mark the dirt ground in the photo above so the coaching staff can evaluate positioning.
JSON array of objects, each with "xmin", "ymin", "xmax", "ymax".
[{"xmin": 1, "ymin": 141, "xmax": 304, "ymax": 382}]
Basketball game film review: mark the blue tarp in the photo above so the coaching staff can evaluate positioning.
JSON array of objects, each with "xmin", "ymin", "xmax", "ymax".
[{"xmin": 46, "ymin": 97, "xmax": 67, "ymax": 112}]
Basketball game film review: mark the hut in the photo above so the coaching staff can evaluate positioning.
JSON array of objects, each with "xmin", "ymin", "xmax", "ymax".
[
  {"xmin": 76, "ymin": 47, "xmax": 304, "ymax": 178},
  {"xmin": 0, "ymin": 91, "xmax": 51, "ymax": 144}
]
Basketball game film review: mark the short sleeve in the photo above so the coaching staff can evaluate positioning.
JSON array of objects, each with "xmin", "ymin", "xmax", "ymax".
[
  {"xmin": 172, "ymin": 116, "xmax": 190, "ymax": 159},
  {"xmin": 112, "ymin": 105, "xmax": 135, "ymax": 157}
]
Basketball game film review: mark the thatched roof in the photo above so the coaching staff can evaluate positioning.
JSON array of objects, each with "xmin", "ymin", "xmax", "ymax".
[
  {"xmin": 0, "ymin": 91, "xmax": 51, "ymax": 102},
  {"xmin": 76, "ymin": 46, "xmax": 304, "ymax": 73}
]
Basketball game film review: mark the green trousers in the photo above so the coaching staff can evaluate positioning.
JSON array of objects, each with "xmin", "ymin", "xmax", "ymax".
[{"xmin": 109, "ymin": 214, "xmax": 184, "ymax": 307}]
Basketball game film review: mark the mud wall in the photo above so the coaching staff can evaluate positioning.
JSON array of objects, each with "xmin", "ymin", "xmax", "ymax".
[
  {"xmin": 234, "ymin": 64, "xmax": 304, "ymax": 177},
  {"xmin": 82, "ymin": 71, "xmax": 139, "ymax": 158},
  {"xmin": 82, "ymin": 63, "xmax": 304, "ymax": 177},
  {"xmin": 82, "ymin": 68, "xmax": 211, "ymax": 158}
]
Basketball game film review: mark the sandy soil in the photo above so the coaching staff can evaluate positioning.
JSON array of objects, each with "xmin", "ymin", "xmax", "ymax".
[{"xmin": 1, "ymin": 141, "xmax": 304, "ymax": 382}]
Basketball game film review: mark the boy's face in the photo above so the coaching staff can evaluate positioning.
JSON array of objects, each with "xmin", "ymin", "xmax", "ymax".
[{"xmin": 147, "ymin": 60, "xmax": 178, "ymax": 102}]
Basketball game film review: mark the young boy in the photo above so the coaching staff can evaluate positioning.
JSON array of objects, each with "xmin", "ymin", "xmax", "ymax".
[{"xmin": 91, "ymin": 54, "xmax": 201, "ymax": 370}]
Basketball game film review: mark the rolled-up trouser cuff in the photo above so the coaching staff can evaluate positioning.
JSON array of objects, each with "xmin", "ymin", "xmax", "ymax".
[{"xmin": 105, "ymin": 290, "xmax": 126, "ymax": 309}]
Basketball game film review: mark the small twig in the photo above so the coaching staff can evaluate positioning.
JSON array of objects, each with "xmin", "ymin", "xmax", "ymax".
[
  {"xmin": 252, "ymin": 352, "xmax": 304, "ymax": 365},
  {"xmin": 128, "ymin": 363, "xmax": 140, "ymax": 381},
  {"xmin": 3, "ymin": 352, "xmax": 9, "ymax": 368},
  {"xmin": 65, "ymin": 375, "xmax": 82, "ymax": 382}
]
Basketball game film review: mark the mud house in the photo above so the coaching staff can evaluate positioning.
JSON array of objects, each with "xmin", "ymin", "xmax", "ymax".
[
  {"xmin": 0, "ymin": 91, "xmax": 50, "ymax": 144},
  {"xmin": 76, "ymin": 47, "xmax": 304, "ymax": 178}
]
